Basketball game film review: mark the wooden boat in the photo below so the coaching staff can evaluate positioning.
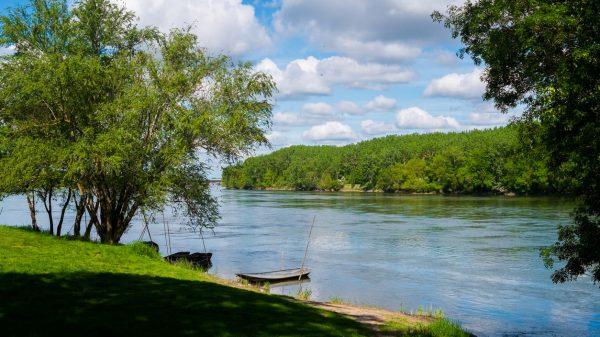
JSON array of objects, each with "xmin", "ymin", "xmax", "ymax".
[
  {"xmin": 164, "ymin": 251, "xmax": 190, "ymax": 263},
  {"xmin": 165, "ymin": 251, "xmax": 212, "ymax": 268},
  {"xmin": 188, "ymin": 252, "xmax": 212, "ymax": 265},
  {"xmin": 237, "ymin": 216, "xmax": 316, "ymax": 283},
  {"xmin": 236, "ymin": 267, "xmax": 310, "ymax": 282}
]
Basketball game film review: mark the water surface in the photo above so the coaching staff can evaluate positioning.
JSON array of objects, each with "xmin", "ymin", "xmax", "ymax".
[{"xmin": 2, "ymin": 188, "xmax": 599, "ymax": 337}]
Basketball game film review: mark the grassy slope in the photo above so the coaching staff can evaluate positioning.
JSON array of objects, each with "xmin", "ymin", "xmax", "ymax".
[{"xmin": 0, "ymin": 226, "xmax": 368, "ymax": 337}]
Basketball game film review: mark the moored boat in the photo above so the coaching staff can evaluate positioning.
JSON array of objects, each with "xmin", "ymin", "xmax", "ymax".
[
  {"xmin": 236, "ymin": 267, "xmax": 310, "ymax": 282},
  {"xmin": 165, "ymin": 251, "xmax": 212, "ymax": 268}
]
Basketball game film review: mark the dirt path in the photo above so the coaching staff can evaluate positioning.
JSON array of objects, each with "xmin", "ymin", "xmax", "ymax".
[{"xmin": 301, "ymin": 300, "xmax": 433, "ymax": 336}]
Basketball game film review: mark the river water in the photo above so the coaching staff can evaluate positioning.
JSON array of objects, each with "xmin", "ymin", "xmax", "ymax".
[{"xmin": 1, "ymin": 187, "xmax": 599, "ymax": 337}]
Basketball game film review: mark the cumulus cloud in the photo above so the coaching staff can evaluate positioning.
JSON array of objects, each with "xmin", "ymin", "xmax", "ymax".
[
  {"xmin": 337, "ymin": 101, "xmax": 363, "ymax": 115},
  {"xmin": 360, "ymin": 120, "xmax": 396, "ymax": 135},
  {"xmin": 255, "ymin": 56, "xmax": 414, "ymax": 99},
  {"xmin": 364, "ymin": 95, "xmax": 397, "ymax": 112},
  {"xmin": 396, "ymin": 107, "xmax": 460, "ymax": 129},
  {"xmin": 319, "ymin": 56, "xmax": 415, "ymax": 89},
  {"xmin": 255, "ymin": 57, "xmax": 330, "ymax": 98},
  {"xmin": 272, "ymin": 112, "xmax": 312, "ymax": 126},
  {"xmin": 331, "ymin": 37, "xmax": 421, "ymax": 63},
  {"xmin": 424, "ymin": 68, "xmax": 486, "ymax": 99},
  {"xmin": 274, "ymin": 0, "xmax": 463, "ymax": 63},
  {"xmin": 302, "ymin": 102, "xmax": 336, "ymax": 117},
  {"xmin": 303, "ymin": 121, "xmax": 358, "ymax": 141},
  {"xmin": 271, "ymin": 102, "xmax": 337, "ymax": 127},
  {"xmin": 123, "ymin": 0, "xmax": 270, "ymax": 55}
]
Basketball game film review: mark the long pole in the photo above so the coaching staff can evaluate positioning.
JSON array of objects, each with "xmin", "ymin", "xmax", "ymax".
[
  {"xmin": 299, "ymin": 215, "xmax": 316, "ymax": 281},
  {"xmin": 163, "ymin": 212, "xmax": 172, "ymax": 256},
  {"xmin": 200, "ymin": 228, "xmax": 207, "ymax": 254}
]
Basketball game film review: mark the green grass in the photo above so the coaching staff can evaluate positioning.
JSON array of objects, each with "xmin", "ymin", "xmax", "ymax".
[
  {"xmin": 381, "ymin": 316, "xmax": 471, "ymax": 337},
  {"xmin": 0, "ymin": 226, "xmax": 368, "ymax": 337},
  {"xmin": 328, "ymin": 296, "xmax": 347, "ymax": 305},
  {"xmin": 295, "ymin": 287, "xmax": 312, "ymax": 300}
]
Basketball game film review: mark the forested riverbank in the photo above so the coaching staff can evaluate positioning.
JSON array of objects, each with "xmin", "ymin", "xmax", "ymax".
[{"xmin": 223, "ymin": 126, "xmax": 570, "ymax": 194}]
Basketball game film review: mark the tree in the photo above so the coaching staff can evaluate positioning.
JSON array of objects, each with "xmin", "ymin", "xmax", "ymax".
[
  {"xmin": 433, "ymin": 0, "xmax": 600, "ymax": 284},
  {"xmin": 0, "ymin": 0, "xmax": 274, "ymax": 243}
]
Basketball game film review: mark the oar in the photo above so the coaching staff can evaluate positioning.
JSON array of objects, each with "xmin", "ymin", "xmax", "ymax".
[{"xmin": 299, "ymin": 215, "xmax": 316, "ymax": 281}]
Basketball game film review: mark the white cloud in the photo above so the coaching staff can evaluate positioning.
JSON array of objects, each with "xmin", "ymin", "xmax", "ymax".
[
  {"xmin": 274, "ymin": 0, "xmax": 463, "ymax": 63},
  {"xmin": 396, "ymin": 107, "xmax": 460, "ymax": 129},
  {"xmin": 424, "ymin": 68, "xmax": 486, "ymax": 99},
  {"xmin": 273, "ymin": 112, "xmax": 312, "ymax": 126},
  {"xmin": 272, "ymin": 102, "xmax": 338, "ymax": 127},
  {"xmin": 364, "ymin": 95, "xmax": 397, "ymax": 112},
  {"xmin": 319, "ymin": 56, "xmax": 415, "ymax": 89},
  {"xmin": 255, "ymin": 57, "xmax": 330, "ymax": 98},
  {"xmin": 271, "ymin": 101, "xmax": 341, "ymax": 127},
  {"xmin": 302, "ymin": 102, "xmax": 335, "ymax": 116},
  {"xmin": 331, "ymin": 37, "xmax": 421, "ymax": 63},
  {"xmin": 123, "ymin": 0, "xmax": 270, "ymax": 55},
  {"xmin": 303, "ymin": 121, "xmax": 358, "ymax": 141},
  {"xmin": 469, "ymin": 112, "xmax": 509, "ymax": 126},
  {"xmin": 361, "ymin": 120, "xmax": 396, "ymax": 135},
  {"xmin": 337, "ymin": 101, "xmax": 363, "ymax": 115},
  {"xmin": 255, "ymin": 56, "xmax": 414, "ymax": 99}
]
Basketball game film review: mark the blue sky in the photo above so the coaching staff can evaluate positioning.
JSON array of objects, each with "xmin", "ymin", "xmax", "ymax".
[
  {"xmin": 112, "ymin": 0, "xmax": 513, "ymax": 146},
  {"xmin": 1, "ymin": 0, "xmax": 517, "ymax": 175}
]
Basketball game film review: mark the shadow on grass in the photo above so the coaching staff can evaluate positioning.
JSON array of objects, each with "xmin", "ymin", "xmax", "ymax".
[{"xmin": 0, "ymin": 272, "xmax": 367, "ymax": 337}]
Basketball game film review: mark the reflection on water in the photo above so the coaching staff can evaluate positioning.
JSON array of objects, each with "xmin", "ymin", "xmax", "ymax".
[{"xmin": 1, "ymin": 188, "xmax": 599, "ymax": 337}]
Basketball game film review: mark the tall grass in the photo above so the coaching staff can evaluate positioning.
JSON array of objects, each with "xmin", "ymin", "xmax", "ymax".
[{"xmin": 382, "ymin": 316, "xmax": 470, "ymax": 337}]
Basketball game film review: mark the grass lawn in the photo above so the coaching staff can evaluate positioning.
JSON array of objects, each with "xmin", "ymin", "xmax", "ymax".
[{"xmin": 0, "ymin": 226, "xmax": 368, "ymax": 337}]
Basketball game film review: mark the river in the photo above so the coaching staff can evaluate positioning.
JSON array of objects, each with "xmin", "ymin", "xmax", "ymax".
[{"xmin": 1, "ymin": 187, "xmax": 599, "ymax": 337}]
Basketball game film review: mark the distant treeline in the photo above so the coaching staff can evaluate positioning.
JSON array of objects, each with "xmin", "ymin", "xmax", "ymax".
[{"xmin": 222, "ymin": 126, "xmax": 572, "ymax": 194}]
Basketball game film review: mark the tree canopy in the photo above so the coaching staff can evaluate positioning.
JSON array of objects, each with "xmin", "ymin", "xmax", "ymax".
[
  {"xmin": 433, "ymin": 0, "xmax": 600, "ymax": 285},
  {"xmin": 0, "ymin": 0, "xmax": 275, "ymax": 243},
  {"xmin": 223, "ymin": 127, "xmax": 559, "ymax": 195}
]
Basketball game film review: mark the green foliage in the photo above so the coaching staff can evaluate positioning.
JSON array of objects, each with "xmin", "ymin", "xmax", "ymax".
[
  {"xmin": 0, "ymin": 0, "xmax": 274, "ymax": 243},
  {"xmin": 224, "ymin": 127, "xmax": 557, "ymax": 195},
  {"xmin": 434, "ymin": 0, "xmax": 600, "ymax": 285}
]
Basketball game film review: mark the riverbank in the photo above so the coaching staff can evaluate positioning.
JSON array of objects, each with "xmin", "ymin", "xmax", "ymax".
[
  {"xmin": 0, "ymin": 225, "xmax": 469, "ymax": 337},
  {"xmin": 240, "ymin": 184, "xmax": 556, "ymax": 196}
]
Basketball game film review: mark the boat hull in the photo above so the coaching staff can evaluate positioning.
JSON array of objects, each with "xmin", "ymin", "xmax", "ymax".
[
  {"xmin": 236, "ymin": 268, "xmax": 310, "ymax": 283},
  {"xmin": 165, "ymin": 252, "xmax": 212, "ymax": 268}
]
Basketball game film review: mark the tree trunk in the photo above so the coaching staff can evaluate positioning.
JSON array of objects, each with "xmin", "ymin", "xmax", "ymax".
[
  {"xmin": 84, "ymin": 198, "xmax": 100, "ymax": 240},
  {"xmin": 41, "ymin": 187, "xmax": 54, "ymax": 235},
  {"xmin": 84, "ymin": 218, "xmax": 95, "ymax": 240},
  {"xmin": 96, "ymin": 200, "xmax": 138, "ymax": 244},
  {"xmin": 26, "ymin": 193, "xmax": 40, "ymax": 232},
  {"xmin": 56, "ymin": 188, "xmax": 72, "ymax": 237},
  {"xmin": 73, "ymin": 193, "xmax": 87, "ymax": 237}
]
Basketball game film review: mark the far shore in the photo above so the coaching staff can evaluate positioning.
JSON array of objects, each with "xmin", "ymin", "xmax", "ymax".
[{"xmin": 223, "ymin": 184, "xmax": 568, "ymax": 197}]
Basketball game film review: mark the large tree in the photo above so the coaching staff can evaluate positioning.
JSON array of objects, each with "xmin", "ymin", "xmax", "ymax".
[
  {"xmin": 0, "ymin": 0, "xmax": 274, "ymax": 243},
  {"xmin": 433, "ymin": 0, "xmax": 600, "ymax": 285}
]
